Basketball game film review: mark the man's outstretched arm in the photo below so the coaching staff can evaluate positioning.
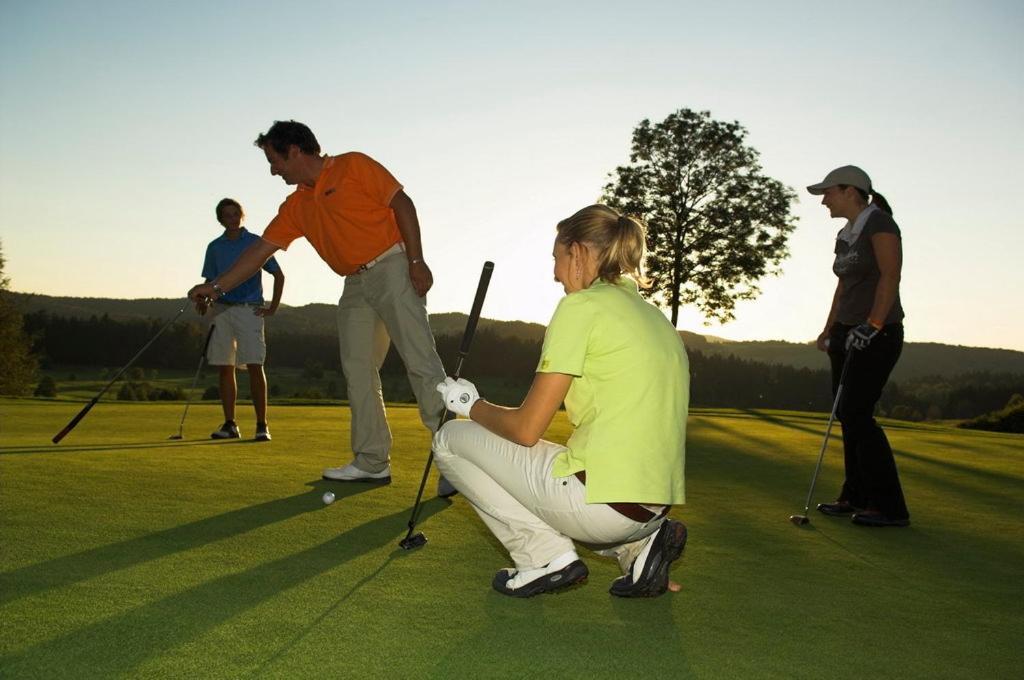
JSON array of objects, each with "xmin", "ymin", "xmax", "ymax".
[{"xmin": 188, "ymin": 238, "xmax": 280, "ymax": 302}]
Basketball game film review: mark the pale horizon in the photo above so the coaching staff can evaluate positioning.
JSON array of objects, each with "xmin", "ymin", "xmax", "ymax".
[{"xmin": 3, "ymin": 1, "xmax": 1022, "ymax": 351}]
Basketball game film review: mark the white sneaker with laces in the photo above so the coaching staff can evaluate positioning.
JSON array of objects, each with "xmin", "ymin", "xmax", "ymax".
[
  {"xmin": 254, "ymin": 423, "xmax": 271, "ymax": 441},
  {"xmin": 322, "ymin": 462, "xmax": 391, "ymax": 484}
]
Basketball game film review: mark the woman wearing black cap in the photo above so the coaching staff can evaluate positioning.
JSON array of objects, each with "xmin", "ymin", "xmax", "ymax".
[{"xmin": 808, "ymin": 165, "xmax": 910, "ymax": 527}]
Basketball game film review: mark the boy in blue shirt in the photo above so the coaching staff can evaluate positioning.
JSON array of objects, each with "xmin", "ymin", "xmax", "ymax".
[{"xmin": 197, "ymin": 198, "xmax": 285, "ymax": 440}]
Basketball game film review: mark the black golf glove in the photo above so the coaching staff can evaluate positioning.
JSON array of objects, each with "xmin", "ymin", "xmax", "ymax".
[{"xmin": 846, "ymin": 323, "xmax": 881, "ymax": 351}]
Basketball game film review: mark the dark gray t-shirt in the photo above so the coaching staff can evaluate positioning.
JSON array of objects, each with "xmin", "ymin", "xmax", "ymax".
[{"xmin": 832, "ymin": 209, "xmax": 905, "ymax": 325}]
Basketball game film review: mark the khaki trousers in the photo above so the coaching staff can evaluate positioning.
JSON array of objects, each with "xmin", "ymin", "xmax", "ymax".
[
  {"xmin": 337, "ymin": 252, "xmax": 446, "ymax": 472},
  {"xmin": 433, "ymin": 420, "xmax": 664, "ymax": 571}
]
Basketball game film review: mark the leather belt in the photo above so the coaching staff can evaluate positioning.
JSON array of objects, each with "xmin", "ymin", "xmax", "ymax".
[
  {"xmin": 354, "ymin": 242, "xmax": 405, "ymax": 273},
  {"xmin": 574, "ymin": 471, "xmax": 669, "ymax": 523}
]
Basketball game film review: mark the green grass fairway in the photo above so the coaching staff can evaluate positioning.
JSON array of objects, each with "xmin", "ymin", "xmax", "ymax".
[{"xmin": 2, "ymin": 399, "xmax": 1022, "ymax": 678}]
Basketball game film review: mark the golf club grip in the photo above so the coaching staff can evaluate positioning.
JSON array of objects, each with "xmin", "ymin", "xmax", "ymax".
[
  {"xmin": 459, "ymin": 262, "xmax": 494, "ymax": 356},
  {"xmin": 52, "ymin": 399, "xmax": 99, "ymax": 443}
]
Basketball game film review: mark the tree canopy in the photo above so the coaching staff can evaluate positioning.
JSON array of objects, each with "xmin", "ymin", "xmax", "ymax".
[
  {"xmin": 603, "ymin": 108, "xmax": 797, "ymax": 326},
  {"xmin": 0, "ymin": 240, "xmax": 38, "ymax": 395}
]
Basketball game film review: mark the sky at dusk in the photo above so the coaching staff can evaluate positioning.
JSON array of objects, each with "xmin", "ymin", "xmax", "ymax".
[{"xmin": 2, "ymin": 1, "xmax": 1021, "ymax": 350}]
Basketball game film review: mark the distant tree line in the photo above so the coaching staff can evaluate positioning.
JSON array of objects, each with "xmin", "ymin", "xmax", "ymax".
[
  {"xmin": 23, "ymin": 311, "xmax": 208, "ymax": 369},
  {"xmin": 20, "ymin": 311, "xmax": 1024, "ymax": 423},
  {"xmin": 959, "ymin": 394, "xmax": 1024, "ymax": 434},
  {"xmin": 0, "ymin": 241, "xmax": 37, "ymax": 395}
]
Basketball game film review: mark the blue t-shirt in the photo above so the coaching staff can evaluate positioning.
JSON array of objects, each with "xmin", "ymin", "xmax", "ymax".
[{"xmin": 201, "ymin": 228, "xmax": 281, "ymax": 304}]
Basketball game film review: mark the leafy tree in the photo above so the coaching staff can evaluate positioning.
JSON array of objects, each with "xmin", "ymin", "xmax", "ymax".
[
  {"xmin": 959, "ymin": 394, "xmax": 1024, "ymax": 433},
  {"xmin": 0, "ymin": 240, "xmax": 38, "ymax": 394},
  {"xmin": 603, "ymin": 109, "xmax": 797, "ymax": 325},
  {"xmin": 118, "ymin": 382, "xmax": 142, "ymax": 401},
  {"xmin": 34, "ymin": 375, "xmax": 58, "ymax": 397}
]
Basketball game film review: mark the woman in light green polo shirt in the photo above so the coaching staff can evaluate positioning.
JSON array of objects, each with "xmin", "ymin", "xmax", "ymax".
[{"xmin": 433, "ymin": 204, "xmax": 689, "ymax": 598}]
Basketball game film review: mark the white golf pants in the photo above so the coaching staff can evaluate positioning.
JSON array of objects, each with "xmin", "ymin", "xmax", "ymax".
[{"xmin": 432, "ymin": 420, "xmax": 665, "ymax": 571}]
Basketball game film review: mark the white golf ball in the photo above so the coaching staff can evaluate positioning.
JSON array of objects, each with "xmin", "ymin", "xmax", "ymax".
[{"xmin": 322, "ymin": 491, "xmax": 335, "ymax": 505}]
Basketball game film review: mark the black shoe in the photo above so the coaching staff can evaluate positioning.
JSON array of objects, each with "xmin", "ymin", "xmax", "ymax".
[
  {"xmin": 437, "ymin": 475, "xmax": 459, "ymax": 499},
  {"xmin": 817, "ymin": 501, "xmax": 858, "ymax": 516},
  {"xmin": 211, "ymin": 421, "xmax": 240, "ymax": 439},
  {"xmin": 610, "ymin": 520, "xmax": 688, "ymax": 598},
  {"xmin": 852, "ymin": 511, "xmax": 910, "ymax": 527},
  {"xmin": 254, "ymin": 422, "xmax": 271, "ymax": 441},
  {"xmin": 492, "ymin": 560, "xmax": 589, "ymax": 598}
]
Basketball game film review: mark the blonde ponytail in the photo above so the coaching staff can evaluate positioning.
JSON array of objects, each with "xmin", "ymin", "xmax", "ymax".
[{"xmin": 556, "ymin": 205, "xmax": 651, "ymax": 288}]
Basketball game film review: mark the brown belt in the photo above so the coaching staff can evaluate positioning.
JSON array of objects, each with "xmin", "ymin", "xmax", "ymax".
[{"xmin": 574, "ymin": 471, "xmax": 668, "ymax": 523}]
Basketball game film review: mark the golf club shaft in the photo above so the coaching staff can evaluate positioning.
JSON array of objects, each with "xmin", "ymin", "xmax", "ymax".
[
  {"xmin": 403, "ymin": 263, "xmax": 494, "ymax": 541},
  {"xmin": 174, "ymin": 324, "xmax": 216, "ymax": 436},
  {"xmin": 52, "ymin": 303, "xmax": 189, "ymax": 444},
  {"xmin": 799, "ymin": 350, "xmax": 854, "ymax": 515},
  {"xmin": 404, "ymin": 356, "xmax": 465, "ymax": 532}
]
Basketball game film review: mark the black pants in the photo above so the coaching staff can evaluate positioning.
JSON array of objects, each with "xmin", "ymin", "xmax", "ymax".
[{"xmin": 829, "ymin": 323, "xmax": 909, "ymax": 520}]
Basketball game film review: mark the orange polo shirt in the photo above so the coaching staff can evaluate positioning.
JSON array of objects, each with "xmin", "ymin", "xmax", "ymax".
[{"xmin": 262, "ymin": 152, "xmax": 404, "ymax": 276}]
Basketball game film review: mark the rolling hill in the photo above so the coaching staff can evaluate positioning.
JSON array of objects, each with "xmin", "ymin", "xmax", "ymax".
[{"xmin": 11, "ymin": 292, "xmax": 1024, "ymax": 381}]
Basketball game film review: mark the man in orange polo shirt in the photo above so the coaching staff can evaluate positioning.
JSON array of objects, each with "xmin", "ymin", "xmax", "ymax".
[{"xmin": 188, "ymin": 120, "xmax": 452, "ymax": 495}]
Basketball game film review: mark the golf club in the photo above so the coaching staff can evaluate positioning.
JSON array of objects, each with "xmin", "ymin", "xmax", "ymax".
[
  {"xmin": 399, "ymin": 261, "xmax": 494, "ymax": 550},
  {"xmin": 790, "ymin": 348, "xmax": 854, "ymax": 526},
  {"xmin": 52, "ymin": 302, "xmax": 189, "ymax": 444},
  {"xmin": 169, "ymin": 324, "xmax": 216, "ymax": 440}
]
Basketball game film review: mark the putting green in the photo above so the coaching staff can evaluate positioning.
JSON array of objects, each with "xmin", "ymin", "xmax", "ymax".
[{"xmin": 1, "ymin": 399, "xmax": 1021, "ymax": 678}]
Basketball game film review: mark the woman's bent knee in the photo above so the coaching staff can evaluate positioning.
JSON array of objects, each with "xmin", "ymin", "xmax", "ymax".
[{"xmin": 433, "ymin": 420, "xmax": 484, "ymax": 458}]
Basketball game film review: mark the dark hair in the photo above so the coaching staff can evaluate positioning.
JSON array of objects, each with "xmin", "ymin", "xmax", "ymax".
[
  {"xmin": 254, "ymin": 120, "xmax": 321, "ymax": 156},
  {"xmin": 215, "ymin": 198, "xmax": 243, "ymax": 220},
  {"xmin": 869, "ymin": 190, "xmax": 892, "ymax": 216},
  {"xmin": 841, "ymin": 185, "xmax": 894, "ymax": 217}
]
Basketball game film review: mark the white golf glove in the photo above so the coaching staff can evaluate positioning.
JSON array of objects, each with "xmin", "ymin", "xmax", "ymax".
[{"xmin": 436, "ymin": 377, "xmax": 480, "ymax": 418}]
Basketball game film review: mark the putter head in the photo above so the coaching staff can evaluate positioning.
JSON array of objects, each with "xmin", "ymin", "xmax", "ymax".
[
  {"xmin": 398, "ymin": 533, "xmax": 427, "ymax": 550},
  {"xmin": 789, "ymin": 514, "xmax": 810, "ymax": 526},
  {"xmin": 168, "ymin": 435, "xmax": 183, "ymax": 440}
]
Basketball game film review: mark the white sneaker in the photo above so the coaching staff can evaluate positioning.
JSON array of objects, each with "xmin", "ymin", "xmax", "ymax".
[{"xmin": 322, "ymin": 463, "xmax": 391, "ymax": 484}]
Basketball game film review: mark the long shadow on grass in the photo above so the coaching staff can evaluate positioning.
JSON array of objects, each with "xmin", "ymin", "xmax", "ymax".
[
  {"xmin": 0, "ymin": 481, "xmax": 377, "ymax": 606},
  {"xmin": 903, "ymin": 433, "xmax": 1024, "ymax": 463},
  {"xmin": 0, "ymin": 439, "xmax": 251, "ymax": 456},
  {"xmin": 696, "ymin": 417, "xmax": 1023, "ymax": 512},
  {"xmin": 431, "ymin": 595, "xmax": 692, "ymax": 679},
  {"xmin": 0, "ymin": 501, "xmax": 448, "ymax": 678},
  {"xmin": 695, "ymin": 417, "xmax": 835, "ymax": 487},
  {"xmin": 896, "ymin": 448, "xmax": 1024, "ymax": 487},
  {"xmin": 735, "ymin": 408, "xmax": 830, "ymax": 437},
  {"xmin": 694, "ymin": 421, "xmax": 1024, "ymax": 580},
  {"xmin": 246, "ymin": 555, "xmax": 398, "ymax": 678}
]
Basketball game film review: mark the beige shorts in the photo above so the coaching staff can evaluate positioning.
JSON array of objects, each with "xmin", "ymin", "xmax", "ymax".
[{"xmin": 207, "ymin": 304, "xmax": 267, "ymax": 367}]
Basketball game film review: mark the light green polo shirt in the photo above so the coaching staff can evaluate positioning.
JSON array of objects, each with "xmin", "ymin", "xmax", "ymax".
[{"xmin": 539, "ymin": 277, "xmax": 689, "ymax": 505}]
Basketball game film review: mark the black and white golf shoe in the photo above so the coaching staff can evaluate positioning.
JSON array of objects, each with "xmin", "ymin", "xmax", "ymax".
[
  {"xmin": 492, "ymin": 553, "xmax": 589, "ymax": 598},
  {"xmin": 210, "ymin": 421, "xmax": 240, "ymax": 439},
  {"xmin": 609, "ymin": 519, "xmax": 687, "ymax": 598}
]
